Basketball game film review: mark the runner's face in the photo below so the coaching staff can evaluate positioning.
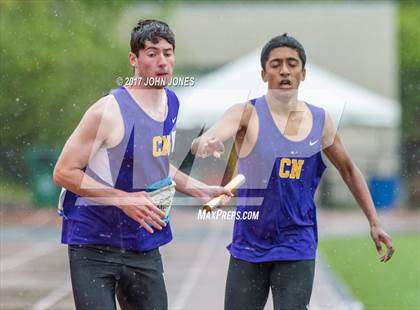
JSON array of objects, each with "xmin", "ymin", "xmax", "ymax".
[
  {"xmin": 261, "ymin": 47, "xmax": 305, "ymax": 91},
  {"xmin": 130, "ymin": 39, "xmax": 175, "ymax": 87}
]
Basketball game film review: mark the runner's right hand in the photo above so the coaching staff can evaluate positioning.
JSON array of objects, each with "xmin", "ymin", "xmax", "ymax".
[{"xmin": 117, "ymin": 191, "xmax": 166, "ymax": 233}]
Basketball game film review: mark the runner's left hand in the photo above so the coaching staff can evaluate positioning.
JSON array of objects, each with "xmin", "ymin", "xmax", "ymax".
[{"xmin": 370, "ymin": 225, "xmax": 395, "ymax": 262}]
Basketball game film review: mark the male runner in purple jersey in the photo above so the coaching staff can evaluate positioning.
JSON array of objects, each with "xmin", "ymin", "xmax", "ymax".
[
  {"xmin": 53, "ymin": 19, "xmax": 231, "ymax": 310},
  {"xmin": 192, "ymin": 34, "xmax": 395, "ymax": 310}
]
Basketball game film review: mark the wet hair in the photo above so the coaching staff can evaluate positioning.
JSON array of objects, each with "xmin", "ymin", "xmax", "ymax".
[
  {"xmin": 130, "ymin": 19, "xmax": 175, "ymax": 56},
  {"xmin": 260, "ymin": 33, "xmax": 306, "ymax": 70}
]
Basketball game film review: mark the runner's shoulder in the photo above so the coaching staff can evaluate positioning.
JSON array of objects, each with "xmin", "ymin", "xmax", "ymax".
[
  {"xmin": 88, "ymin": 94, "xmax": 118, "ymax": 113},
  {"xmin": 322, "ymin": 110, "xmax": 337, "ymax": 148},
  {"xmin": 75, "ymin": 95, "xmax": 120, "ymax": 134},
  {"xmin": 85, "ymin": 94, "xmax": 119, "ymax": 120},
  {"xmin": 226, "ymin": 101, "xmax": 256, "ymax": 117},
  {"xmin": 244, "ymin": 100, "xmax": 257, "ymax": 113}
]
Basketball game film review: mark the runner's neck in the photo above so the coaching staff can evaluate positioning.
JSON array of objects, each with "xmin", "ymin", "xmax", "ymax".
[
  {"xmin": 126, "ymin": 86, "xmax": 166, "ymax": 112},
  {"xmin": 265, "ymin": 91, "xmax": 305, "ymax": 117}
]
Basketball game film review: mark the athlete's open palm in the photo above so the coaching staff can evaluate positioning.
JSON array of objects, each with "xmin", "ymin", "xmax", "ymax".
[{"xmin": 195, "ymin": 137, "xmax": 225, "ymax": 158}]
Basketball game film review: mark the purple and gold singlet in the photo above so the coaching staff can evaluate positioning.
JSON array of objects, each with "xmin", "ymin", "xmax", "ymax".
[
  {"xmin": 228, "ymin": 96, "xmax": 326, "ymax": 262},
  {"xmin": 61, "ymin": 86, "xmax": 179, "ymax": 252}
]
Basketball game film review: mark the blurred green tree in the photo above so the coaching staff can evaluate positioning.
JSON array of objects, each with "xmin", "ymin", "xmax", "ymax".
[
  {"xmin": 399, "ymin": 0, "xmax": 420, "ymax": 208},
  {"xmin": 0, "ymin": 0, "xmax": 133, "ymax": 180}
]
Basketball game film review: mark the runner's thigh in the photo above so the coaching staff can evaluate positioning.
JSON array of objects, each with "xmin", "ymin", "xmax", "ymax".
[
  {"xmin": 68, "ymin": 245, "xmax": 118, "ymax": 310},
  {"xmin": 116, "ymin": 250, "xmax": 167, "ymax": 310},
  {"xmin": 270, "ymin": 260, "xmax": 315, "ymax": 310},
  {"xmin": 224, "ymin": 255, "xmax": 270, "ymax": 310}
]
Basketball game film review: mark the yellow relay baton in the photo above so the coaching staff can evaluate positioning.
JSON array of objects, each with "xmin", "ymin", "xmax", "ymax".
[{"xmin": 202, "ymin": 174, "xmax": 246, "ymax": 213}]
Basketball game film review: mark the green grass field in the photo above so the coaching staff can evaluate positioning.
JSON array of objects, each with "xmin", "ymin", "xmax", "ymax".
[{"xmin": 319, "ymin": 234, "xmax": 420, "ymax": 310}]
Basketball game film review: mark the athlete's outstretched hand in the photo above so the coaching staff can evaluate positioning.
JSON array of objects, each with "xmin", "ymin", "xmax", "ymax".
[
  {"xmin": 117, "ymin": 191, "xmax": 166, "ymax": 234},
  {"xmin": 370, "ymin": 225, "xmax": 395, "ymax": 262},
  {"xmin": 192, "ymin": 137, "xmax": 225, "ymax": 158}
]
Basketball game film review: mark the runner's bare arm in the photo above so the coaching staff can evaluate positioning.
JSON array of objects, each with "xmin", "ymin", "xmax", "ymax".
[
  {"xmin": 54, "ymin": 96, "xmax": 120, "ymax": 199},
  {"xmin": 191, "ymin": 102, "xmax": 253, "ymax": 158},
  {"xmin": 53, "ymin": 96, "xmax": 165, "ymax": 233},
  {"xmin": 322, "ymin": 112, "xmax": 394, "ymax": 262},
  {"xmin": 169, "ymin": 164, "xmax": 232, "ymax": 204}
]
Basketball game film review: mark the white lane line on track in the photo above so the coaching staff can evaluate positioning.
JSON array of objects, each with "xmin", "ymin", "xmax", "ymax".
[
  {"xmin": 172, "ymin": 222, "xmax": 223, "ymax": 310},
  {"xmin": 0, "ymin": 243, "xmax": 58, "ymax": 273},
  {"xmin": 31, "ymin": 281, "xmax": 72, "ymax": 310}
]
